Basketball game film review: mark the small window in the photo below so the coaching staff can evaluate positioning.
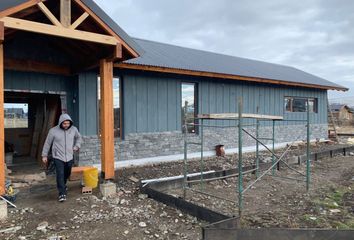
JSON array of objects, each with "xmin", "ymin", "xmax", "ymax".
[
  {"xmin": 182, "ymin": 82, "xmax": 198, "ymax": 133},
  {"xmin": 98, "ymin": 77, "xmax": 121, "ymax": 138},
  {"xmin": 284, "ymin": 97, "xmax": 318, "ymax": 113},
  {"xmin": 4, "ymin": 103, "xmax": 29, "ymax": 129}
]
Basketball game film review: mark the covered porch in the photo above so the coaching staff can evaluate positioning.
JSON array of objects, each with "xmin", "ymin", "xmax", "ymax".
[{"xmin": 0, "ymin": 0, "xmax": 140, "ymax": 196}]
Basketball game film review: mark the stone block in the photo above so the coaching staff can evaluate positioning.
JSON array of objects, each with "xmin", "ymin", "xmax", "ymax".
[
  {"xmin": 100, "ymin": 182, "xmax": 116, "ymax": 197},
  {"xmin": 0, "ymin": 200, "xmax": 8, "ymax": 221}
]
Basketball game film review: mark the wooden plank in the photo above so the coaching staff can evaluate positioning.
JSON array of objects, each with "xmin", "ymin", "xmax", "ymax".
[
  {"xmin": 0, "ymin": 21, "xmax": 4, "ymax": 43},
  {"xmin": 0, "ymin": 43, "xmax": 4, "ymax": 195},
  {"xmin": 0, "ymin": 0, "xmax": 43, "ymax": 18},
  {"xmin": 107, "ymin": 44, "xmax": 123, "ymax": 61},
  {"xmin": 73, "ymin": 0, "xmax": 139, "ymax": 58},
  {"xmin": 5, "ymin": 58, "xmax": 71, "ymax": 75},
  {"xmin": 197, "ymin": 113, "xmax": 283, "ymax": 120},
  {"xmin": 100, "ymin": 59, "xmax": 115, "ymax": 180},
  {"xmin": 30, "ymin": 102, "xmax": 44, "ymax": 157},
  {"xmin": 115, "ymin": 63, "xmax": 348, "ymax": 91},
  {"xmin": 69, "ymin": 12, "xmax": 89, "ymax": 30},
  {"xmin": 37, "ymin": 2, "xmax": 62, "ymax": 27},
  {"xmin": 1, "ymin": 17, "xmax": 118, "ymax": 45},
  {"xmin": 60, "ymin": 0, "xmax": 71, "ymax": 27}
]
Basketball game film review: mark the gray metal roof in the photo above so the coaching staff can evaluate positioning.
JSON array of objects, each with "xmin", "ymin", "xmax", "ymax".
[
  {"xmin": 0, "ymin": 0, "xmax": 143, "ymax": 56},
  {"xmin": 0, "ymin": 0, "xmax": 28, "ymax": 12},
  {"xmin": 124, "ymin": 38, "xmax": 347, "ymax": 90}
]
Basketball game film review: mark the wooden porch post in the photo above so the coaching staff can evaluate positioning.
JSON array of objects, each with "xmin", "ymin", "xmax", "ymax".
[
  {"xmin": 100, "ymin": 59, "xmax": 115, "ymax": 180},
  {"xmin": 0, "ymin": 22, "xmax": 5, "ymax": 195}
]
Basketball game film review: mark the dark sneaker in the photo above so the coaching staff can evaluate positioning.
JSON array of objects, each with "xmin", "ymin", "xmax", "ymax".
[{"xmin": 58, "ymin": 195, "xmax": 66, "ymax": 202}]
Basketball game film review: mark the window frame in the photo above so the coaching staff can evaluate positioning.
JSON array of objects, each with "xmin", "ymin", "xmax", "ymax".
[
  {"xmin": 284, "ymin": 96, "xmax": 318, "ymax": 113},
  {"xmin": 4, "ymin": 102, "xmax": 30, "ymax": 129},
  {"xmin": 97, "ymin": 76, "xmax": 123, "ymax": 139},
  {"xmin": 181, "ymin": 82, "xmax": 199, "ymax": 134}
]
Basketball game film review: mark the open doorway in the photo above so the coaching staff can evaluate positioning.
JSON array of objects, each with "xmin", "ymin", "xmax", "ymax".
[{"xmin": 4, "ymin": 91, "xmax": 63, "ymax": 169}]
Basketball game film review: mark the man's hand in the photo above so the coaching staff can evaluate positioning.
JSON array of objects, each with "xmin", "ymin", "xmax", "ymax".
[
  {"xmin": 73, "ymin": 146, "xmax": 79, "ymax": 152},
  {"xmin": 42, "ymin": 157, "xmax": 48, "ymax": 164}
]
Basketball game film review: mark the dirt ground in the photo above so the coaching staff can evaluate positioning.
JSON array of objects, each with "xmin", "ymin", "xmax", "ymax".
[{"xmin": 1, "ymin": 143, "xmax": 354, "ymax": 239}]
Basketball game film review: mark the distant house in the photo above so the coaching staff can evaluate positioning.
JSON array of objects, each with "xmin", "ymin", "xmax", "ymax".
[
  {"xmin": 5, "ymin": 108, "xmax": 25, "ymax": 119},
  {"xmin": 330, "ymin": 104, "xmax": 353, "ymax": 124}
]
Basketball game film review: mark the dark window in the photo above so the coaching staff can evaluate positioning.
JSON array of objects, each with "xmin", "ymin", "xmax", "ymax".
[
  {"xmin": 182, "ymin": 82, "xmax": 198, "ymax": 133},
  {"xmin": 98, "ymin": 77, "xmax": 121, "ymax": 138},
  {"xmin": 284, "ymin": 97, "xmax": 318, "ymax": 113},
  {"xmin": 4, "ymin": 103, "xmax": 29, "ymax": 129}
]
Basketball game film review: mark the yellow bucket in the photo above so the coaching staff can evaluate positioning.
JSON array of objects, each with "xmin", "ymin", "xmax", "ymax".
[{"xmin": 83, "ymin": 168, "xmax": 99, "ymax": 189}]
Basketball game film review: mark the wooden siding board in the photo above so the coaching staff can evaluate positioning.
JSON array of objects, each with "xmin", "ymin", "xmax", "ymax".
[
  {"xmin": 157, "ymin": 77, "xmax": 168, "ymax": 132},
  {"xmin": 136, "ymin": 76, "xmax": 148, "ymax": 133},
  {"xmin": 147, "ymin": 78, "xmax": 158, "ymax": 132},
  {"xmin": 167, "ymin": 78, "xmax": 177, "ymax": 131},
  {"xmin": 123, "ymin": 75, "xmax": 137, "ymax": 134}
]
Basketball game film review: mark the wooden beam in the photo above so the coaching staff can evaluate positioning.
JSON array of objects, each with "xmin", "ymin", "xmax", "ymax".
[
  {"xmin": 100, "ymin": 59, "xmax": 115, "ymax": 180},
  {"xmin": 1, "ymin": 17, "xmax": 118, "ymax": 45},
  {"xmin": 4, "ymin": 58, "xmax": 71, "ymax": 76},
  {"xmin": 37, "ymin": 2, "xmax": 62, "ymax": 27},
  {"xmin": 107, "ymin": 44, "xmax": 122, "ymax": 62},
  {"xmin": 69, "ymin": 12, "xmax": 89, "ymax": 30},
  {"xmin": 0, "ymin": 41, "xmax": 5, "ymax": 196},
  {"xmin": 0, "ymin": 0, "xmax": 44, "ymax": 18},
  {"xmin": 197, "ymin": 113, "xmax": 283, "ymax": 120},
  {"xmin": 0, "ymin": 22, "xmax": 4, "ymax": 43},
  {"xmin": 115, "ymin": 63, "xmax": 348, "ymax": 91},
  {"xmin": 60, "ymin": 0, "xmax": 71, "ymax": 27},
  {"xmin": 73, "ymin": 0, "xmax": 139, "ymax": 58}
]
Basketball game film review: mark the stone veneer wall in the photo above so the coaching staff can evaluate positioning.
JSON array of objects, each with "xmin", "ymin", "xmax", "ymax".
[{"xmin": 78, "ymin": 124, "xmax": 328, "ymax": 166}]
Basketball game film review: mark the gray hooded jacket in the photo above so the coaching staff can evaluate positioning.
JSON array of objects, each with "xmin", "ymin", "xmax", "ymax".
[{"xmin": 42, "ymin": 113, "xmax": 82, "ymax": 162}]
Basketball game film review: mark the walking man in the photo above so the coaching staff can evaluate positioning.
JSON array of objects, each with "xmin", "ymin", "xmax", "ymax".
[{"xmin": 42, "ymin": 113, "xmax": 82, "ymax": 202}]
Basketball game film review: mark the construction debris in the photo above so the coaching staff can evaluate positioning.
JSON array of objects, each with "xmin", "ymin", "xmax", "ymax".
[
  {"xmin": 0, "ymin": 226, "xmax": 22, "ymax": 234},
  {"xmin": 129, "ymin": 176, "xmax": 139, "ymax": 183}
]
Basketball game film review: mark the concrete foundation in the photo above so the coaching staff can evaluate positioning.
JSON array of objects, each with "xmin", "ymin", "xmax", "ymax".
[
  {"xmin": 100, "ymin": 182, "xmax": 116, "ymax": 197},
  {"xmin": 0, "ymin": 200, "xmax": 8, "ymax": 221}
]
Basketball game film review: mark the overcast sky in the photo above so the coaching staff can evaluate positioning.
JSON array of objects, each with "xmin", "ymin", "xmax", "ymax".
[{"xmin": 96, "ymin": 0, "xmax": 354, "ymax": 102}]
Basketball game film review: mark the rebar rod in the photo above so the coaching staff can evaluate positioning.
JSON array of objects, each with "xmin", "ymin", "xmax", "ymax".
[
  {"xmin": 306, "ymin": 101, "xmax": 311, "ymax": 191},
  {"xmin": 256, "ymin": 119, "xmax": 260, "ymax": 178},
  {"xmin": 238, "ymin": 98, "xmax": 243, "ymax": 217},
  {"xmin": 183, "ymin": 101, "xmax": 188, "ymax": 199}
]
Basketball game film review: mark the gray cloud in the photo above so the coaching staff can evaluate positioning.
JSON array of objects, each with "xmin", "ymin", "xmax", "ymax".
[{"xmin": 96, "ymin": 0, "xmax": 354, "ymax": 100}]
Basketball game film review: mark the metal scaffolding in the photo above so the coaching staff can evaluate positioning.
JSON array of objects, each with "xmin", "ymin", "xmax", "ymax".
[{"xmin": 182, "ymin": 97, "xmax": 311, "ymax": 217}]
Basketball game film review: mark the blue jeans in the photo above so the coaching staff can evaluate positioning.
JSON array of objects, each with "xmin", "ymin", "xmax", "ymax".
[{"xmin": 54, "ymin": 159, "xmax": 73, "ymax": 196}]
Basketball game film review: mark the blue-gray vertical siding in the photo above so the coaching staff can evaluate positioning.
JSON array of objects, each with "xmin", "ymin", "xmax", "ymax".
[
  {"xmin": 78, "ymin": 72, "xmax": 98, "ymax": 136},
  {"xmin": 121, "ymin": 71, "xmax": 328, "ymax": 135},
  {"xmin": 122, "ymin": 73, "xmax": 182, "ymax": 133}
]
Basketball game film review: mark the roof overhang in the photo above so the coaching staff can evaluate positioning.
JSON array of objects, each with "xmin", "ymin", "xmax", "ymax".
[{"xmin": 115, "ymin": 63, "xmax": 349, "ymax": 91}]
